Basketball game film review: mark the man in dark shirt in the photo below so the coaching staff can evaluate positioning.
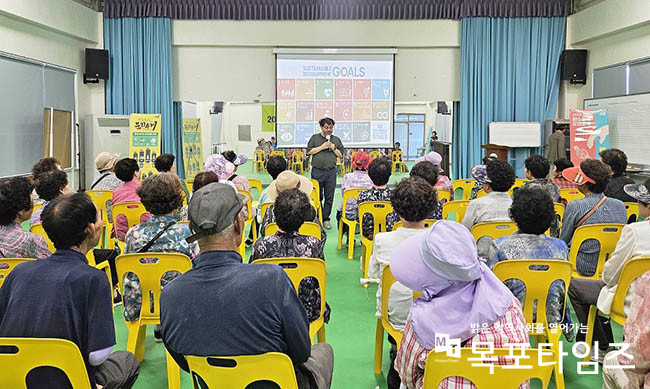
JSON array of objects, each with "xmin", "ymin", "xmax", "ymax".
[
  {"xmin": 160, "ymin": 183, "xmax": 333, "ymax": 389},
  {"xmin": 0, "ymin": 193, "xmax": 139, "ymax": 389},
  {"xmin": 307, "ymin": 117, "xmax": 345, "ymax": 230},
  {"xmin": 600, "ymin": 148, "xmax": 636, "ymax": 203}
]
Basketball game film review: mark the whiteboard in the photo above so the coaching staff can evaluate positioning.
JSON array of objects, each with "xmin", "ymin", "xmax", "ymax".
[
  {"xmin": 489, "ymin": 122, "xmax": 541, "ymax": 148},
  {"xmin": 584, "ymin": 93, "xmax": 650, "ymax": 166}
]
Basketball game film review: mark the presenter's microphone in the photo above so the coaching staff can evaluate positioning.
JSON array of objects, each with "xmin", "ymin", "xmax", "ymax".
[{"xmin": 326, "ymin": 135, "xmax": 332, "ymax": 151}]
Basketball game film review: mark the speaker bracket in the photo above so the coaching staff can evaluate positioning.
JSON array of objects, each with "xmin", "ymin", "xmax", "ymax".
[{"xmin": 83, "ymin": 73, "xmax": 100, "ymax": 84}]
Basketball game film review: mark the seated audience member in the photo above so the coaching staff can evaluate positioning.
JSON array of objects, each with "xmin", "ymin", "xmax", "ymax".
[
  {"xmin": 256, "ymin": 155, "xmax": 288, "ymax": 223},
  {"xmin": 600, "ymin": 148, "xmax": 636, "ymax": 203},
  {"xmin": 462, "ymin": 159, "xmax": 516, "ymax": 258},
  {"xmin": 30, "ymin": 170, "xmax": 71, "ymax": 227},
  {"xmin": 487, "ymin": 186, "xmax": 573, "ymax": 340},
  {"xmin": 0, "ymin": 177, "xmax": 51, "ymax": 259},
  {"xmin": 358, "ymin": 157, "xmax": 393, "ymax": 239},
  {"xmin": 160, "ymin": 183, "xmax": 333, "ymax": 389},
  {"xmin": 0, "ymin": 193, "xmax": 140, "ymax": 388},
  {"xmin": 551, "ymin": 158, "xmax": 576, "ymax": 190},
  {"xmin": 523, "ymin": 155, "xmax": 561, "ymax": 202},
  {"xmin": 468, "ymin": 155, "xmax": 498, "ymax": 199},
  {"xmin": 204, "ymin": 154, "xmax": 238, "ymax": 191},
  {"xmin": 122, "ymin": 173, "xmax": 199, "ymax": 339},
  {"xmin": 368, "ymin": 177, "xmax": 437, "ymax": 389},
  {"xmin": 31, "ymin": 157, "xmax": 61, "ymax": 178},
  {"xmin": 92, "ymin": 152, "xmax": 122, "ymax": 191},
  {"xmin": 154, "ymin": 153, "xmax": 177, "ymax": 174},
  {"xmin": 393, "ymin": 221, "xmax": 529, "ymax": 389},
  {"xmin": 416, "ymin": 151, "xmax": 452, "ymax": 194},
  {"xmin": 222, "ymin": 150, "xmax": 251, "ymax": 193},
  {"xmin": 112, "ymin": 158, "xmax": 151, "ymax": 241},
  {"xmin": 270, "ymin": 136, "xmax": 277, "ymax": 149},
  {"xmin": 569, "ymin": 179, "xmax": 650, "ymax": 362},
  {"xmin": 559, "ymin": 159, "xmax": 627, "ymax": 277},
  {"xmin": 261, "ymin": 170, "xmax": 325, "ymax": 242},
  {"xmin": 602, "ymin": 270, "xmax": 650, "ymax": 388},
  {"xmin": 251, "ymin": 188, "xmax": 330, "ymax": 324},
  {"xmin": 337, "ymin": 152, "xmax": 373, "ymax": 237}
]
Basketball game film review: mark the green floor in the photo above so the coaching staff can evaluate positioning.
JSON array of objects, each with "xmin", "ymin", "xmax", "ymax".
[{"xmin": 114, "ymin": 160, "xmax": 619, "ymax": 388}]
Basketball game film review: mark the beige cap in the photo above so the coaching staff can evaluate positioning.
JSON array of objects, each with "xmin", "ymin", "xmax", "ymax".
[
  {"xmin": 267, "ymin": 170, "xmax": 314, "ymax": 201},
  {"xmin": 95, "ymin": 152, "xmax": 120, "ymax": 171}
]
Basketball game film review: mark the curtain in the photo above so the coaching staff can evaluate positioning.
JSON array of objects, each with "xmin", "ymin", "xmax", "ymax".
[
  {"xmin": 453, "ymin": 17, "xmax": 566, "ymax": 179},
  {"xmin": 103, "ymin": 0, "xmax": 571, "ymax": 20},
  {"xmin": 173, "ymin": 102, "xmax": 185, "ymax": 178},
  {"xmin": 104, "ymin": 18, "xmax": 179, "ymax": 167}
]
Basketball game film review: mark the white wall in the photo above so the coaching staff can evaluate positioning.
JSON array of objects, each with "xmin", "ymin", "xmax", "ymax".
[{"xmin": 559, "ymin": 0, "xmax": 650, "ymax": 117}]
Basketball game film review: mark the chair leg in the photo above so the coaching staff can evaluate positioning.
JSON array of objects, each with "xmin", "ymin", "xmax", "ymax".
[
  {"xmin": 347, "ymin": 222, "xmax": 356, "ymax": 260},
  {"xmin": 337, "ymin": 219, "xmax": 343, "ymax": 250},
  {"xmin": 584, "ymin": 305, "xmax": 598, "ymax": 362},
  {"xmin": 317, "ymin": 325, "xmax": 326, "ymax": 343},
  {"xmin": 126, "ymin": 322, "xmax": 147, "ymax": 362},
  {"xmin": 166, "ymin": 350, "xmax": 181, "ymax": 389},
  {"xmin": 374, "ymin": 319, "xmax": 384, "ymax": 375}
]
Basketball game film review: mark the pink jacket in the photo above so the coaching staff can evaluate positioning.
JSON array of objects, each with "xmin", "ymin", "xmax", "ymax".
[{"xmin": 112, "ymin": 180, "xmax": 151, "ymax": 241}]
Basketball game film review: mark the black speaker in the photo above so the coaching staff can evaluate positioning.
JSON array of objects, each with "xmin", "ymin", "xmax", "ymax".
[
  {"xmin": 84, "ymin": 48, "xmax": 108, "ymax": 83},
  {"xmin": 437, "ymin": 101, "xmax": 449, "ymax": 115},
  {"xmin": 561, "ymin": 49, "xmax": 587, "ymax": 85}
]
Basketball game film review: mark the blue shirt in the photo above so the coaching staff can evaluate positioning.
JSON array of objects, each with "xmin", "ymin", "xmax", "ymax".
[
  {"xmin": 160, "ymin": 250, "xmax": 310, "ymax": 372},
  {"xmin": 559, "ymin": 193, "xmax": 627, "ymax": 276},
  {"xmin": 0, "ymin": 250, "xmax": 115, "ymax": 388}
]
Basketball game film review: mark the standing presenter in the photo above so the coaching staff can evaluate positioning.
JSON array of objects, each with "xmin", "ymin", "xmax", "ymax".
[{"xmin": 307, "ymin": 118, "xmax": 345, "ymax": 230}]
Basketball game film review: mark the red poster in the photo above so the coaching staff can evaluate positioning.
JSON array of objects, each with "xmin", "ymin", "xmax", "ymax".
[{"xmin": 569, "ymin": 109, "xmax": 610, "ymax": 165}]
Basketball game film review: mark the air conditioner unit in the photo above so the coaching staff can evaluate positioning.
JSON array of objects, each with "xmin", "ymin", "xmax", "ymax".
[{"xmin": 81, "ymin": 115, "xmax": 130, "ymax": 190}]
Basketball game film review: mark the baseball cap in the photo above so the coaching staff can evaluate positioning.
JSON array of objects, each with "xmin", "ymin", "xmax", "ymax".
[
  {"xmin": 624, "ymin": 182, "xmax": 650, "ymax": 203},
  {"xmin": 95, "ymin": 152, "xmax": 120, "ymax": 171},
  {"xmin": 562, "ymin": 166, "xmax": 596, "ymax": 185},
  {"xmin": 267, "ymin": 170, "xmax": 314, "ymax": 201},
  {"xmin": 186, "ymin": 182, "xmax": 246, "ymax": 243}
]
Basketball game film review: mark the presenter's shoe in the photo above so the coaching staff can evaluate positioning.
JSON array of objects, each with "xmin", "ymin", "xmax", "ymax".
[{"xmin": 323, "ymin": 220, "xmax": 332, "ymax": 230}]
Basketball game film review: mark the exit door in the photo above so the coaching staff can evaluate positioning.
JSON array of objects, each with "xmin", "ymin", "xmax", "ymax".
[{"xmin": 394, "ymin": 114, "xmax": 425, "ymax": 160}]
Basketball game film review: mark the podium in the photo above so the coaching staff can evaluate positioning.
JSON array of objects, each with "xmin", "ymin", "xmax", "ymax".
[
  {"xmin": 432, "ymin": 141, "xmax": 451, "ymax": 173},
  {"xmin": 481, "ymin": 144, "xmax": 510, "ymax": 161}
]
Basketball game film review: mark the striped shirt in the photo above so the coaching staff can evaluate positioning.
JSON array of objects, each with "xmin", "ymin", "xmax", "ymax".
[
  {"xmin": 0, "ymin": 223, "xmax": 51, "ymax": 260},
  {"xmin": 395, "ymin": 299, "xmax": 530, "ymax": 389},
  {"xmin": 559, "ymin": 193, "xmax": 627, "ymax": 276}
]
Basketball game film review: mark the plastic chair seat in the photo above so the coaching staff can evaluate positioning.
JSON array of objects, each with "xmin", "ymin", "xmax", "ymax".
[
  {"xmin": 470, "ymin": 221, "xmax": 518, "ymax": 242},
  {"xmin": 337, "ymin": 188, "xmax": 367, "ymax": 259},
  {"xmin": 442, "ymin": 200, "xmax": 470, "ymax": 223},
  {"xmin": 560, "ymin": 188, "xmax": 584, "ymax": 203}
]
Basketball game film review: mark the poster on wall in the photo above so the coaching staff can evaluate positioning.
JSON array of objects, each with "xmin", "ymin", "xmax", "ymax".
[
  {"xmin": 262, "ymin": 104, "xmax": 276, "ymax": 132},
  {"xmin": 569, "ymin": 109, "xmax": 610, "ymax": 165},
  {"xmin": 182, "ymin": 118, "xmax": 204, "ymax": 179},
  {"xmin": 129, "ymin": 113, "xmax": 161, "ymax": 180}
]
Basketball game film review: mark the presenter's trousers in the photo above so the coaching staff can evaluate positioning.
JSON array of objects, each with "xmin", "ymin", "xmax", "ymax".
[{"xmin": 311, "ymin": 167, "xmax": 337, "ymax": 222}]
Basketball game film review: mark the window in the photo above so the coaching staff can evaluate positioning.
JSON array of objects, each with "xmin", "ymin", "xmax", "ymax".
[{"xmin": 593, "ymin": 57, "xmax": 650, "ymax": 98}]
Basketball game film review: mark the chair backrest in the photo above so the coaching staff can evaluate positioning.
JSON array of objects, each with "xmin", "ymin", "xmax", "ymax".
[
  {"xmin": 254, "ymin": 149, "xmax": 265, "ymax": 161},
  {"xmin": 554, "ymin": 202, "xmax": 565, "ymax": 224},
  {"xmin": 369, "ymin": 151, "xmax": 382, "ymax": 159},
  {"xmin": 260, "ymin": 202, "xmax": 274, "ymax": 224},
  {"xmin": 85, "ymin": 190, "xmax": 113, "ymax": 223},
  {"xmin": 560, "ymin": 188, "xmax": 584, "ymax": 203},
  {"xmin": 248, "ymin": 179, "xmax": 263, "ymax": 199},
  {"xmin": 471, "ymin": 221, "xmax": 518, "ymax": 242},
  {"xmin": 452, "ymin": 179, "xmax": 476, "ymax": 201},
  {"xmin": 111, "ymin": 202, "xmax": 148, "ymax": 231},
  {"xmin": 624, "ymin": 202, "xmax": 639, "ymax": 222},
  {"xmin": 436, "ymin": 189, "xmax": 451, "ymax": 203},
  {"xmin": 237, "ymin": 190, "xmax": 253, "ymax": 223},
  {"xmin": 391, "ymin": 151, "xmax": 403, "ymax": 162},
  {"xmin": 309, "ymin": 187, "xmax": 321, "ymax": 207},
  {"xmin": 475, "ymin": 189, "xmax": 488, "ymax": 198},
  {"xmin": 423, "ymin": 347, "xmax": 554, "ymax": 389},
  {"xmin": 0, "ymin": 337, "xmax": 92, "ymax": 389},
  {"xmin": 292, "ymin": 151, "xmax": 304, "ymax": 161},
  {"xmin": 184, "ymin": 179, "xmax": 194, "ymax": 196},
  {"xmin": 29, "ymin": 224, "xmax": 55, "ymax": 252},
  {"xmin": 512, "ymin": 178, "xmax": 529, "ymax": 189},
  {"xmin": 493, "ymin": 260, "xmax": 573, "ymax": 327},
  {"xmin": 310, "ymin": 179, "xmax": 321, "ymax": 195},
  {"xmin": 442, "ymin": 200, "xmax": 470, "ymax": 223},
  {"xmin": 115, "ymin": 253, "xmax": 192, "ymax": 323},
  {"xmin": 568, "ymin": 224, "xmax": 624, "ymax": 279},
  {"xmin": 392, "ymin": 219, "xmax": 437, "ymax": 230},
  {"xmin": 610, "ymin": 257, "xmax": 650, "ymax": 325},
  {"xmin": 186, "ymin": 352, "xmax": 298, "ymax": 389},
  {"xmin": 0, "ymin": 258, "xmax": 35, "ymax": 288},
  {"xmin": 264, "ymin": 222, "xmax": 321, "ymax": 240},
  {"xmin": 341, "ymin": 188, "xmax": 368, "ymax": 222},
  {"xmin": 358, "ymin": 201, "xmax": 394, "ymax": 238},
  {"xmin": 271, "ymin": 150, "xmax": 285, "ymax": 157}
]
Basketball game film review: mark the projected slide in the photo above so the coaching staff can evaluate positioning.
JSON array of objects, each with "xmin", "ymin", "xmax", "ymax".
[{"xmin": 276, "ymin": 57, "xmax": 394, "ymax": 148}]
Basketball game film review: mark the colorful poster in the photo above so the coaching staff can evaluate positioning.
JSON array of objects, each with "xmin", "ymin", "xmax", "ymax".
[
  {"xmin": 129, "ymin": 113, "xmax": 161, "ymax": 180},
  {"xmin": 569, "ymin": 109, "xmax": 610, "ymax": 165},
  {"xmin": 262, "ymin": 104, "xmax": 276, "ymax": 132},
  {"xmin": 182, "ymin": 118, "xmax": 203, "ymax": 179}
]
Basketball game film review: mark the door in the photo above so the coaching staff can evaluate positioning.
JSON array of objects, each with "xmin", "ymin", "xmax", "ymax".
[{"xmin": 408, "ymin": 121, "xmax": 425, "ymax": 160}]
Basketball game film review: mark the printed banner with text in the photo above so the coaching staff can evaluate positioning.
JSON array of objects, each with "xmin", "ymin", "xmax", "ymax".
[
  {"xmin": 569, "ymin": 109, "xmax": 610, "ymax": 165},
  {"xmin": 262, "ymin": 104, "xmax": 276, "ymax": 132},
  {"xmin": 182, "ymin": 118, "xmax": 204, "ymax": 179},
  {"xmin": 129, "ymin": 113, "xmax": 161, "ymax": 180}
]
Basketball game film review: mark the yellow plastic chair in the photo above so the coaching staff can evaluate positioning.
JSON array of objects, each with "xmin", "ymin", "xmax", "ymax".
[
  {"xmin": 253, "ymin": 150, "xmax": 266, "ymax": 173},
  {"xmin": 271, "ymin": 150, "xmax": 285, "ymax": 158},
  {"xmin": 248, "ymin": 178, "xmax": 263, "ymax": 200},
  {"xmin": 423, "ymin": 348, "xmax": 556, "ymax": 389},
  {"xmin": 509, "ymin": 178, "xmax": 529, "ymax": 196},
  {"xmin": 29, "ymin": 224, "xmax": 55, "ymax": 253},
  {"xmin": 238, "ymin": 190, "xmax": 256, "ymax": 242},
  {"xmin": 436, "ymin": 189, "xmax": 451, "ymax": 203},
  {"xmin": 265, "ymin": 222, "xmax": 321, "ymax": 240},
  {"xmin": 625, "ymin": 202, "xmax": 639, "ymax": 222},
  {"xmin": 554, "ymin": 202, "xmax": 565, "ymax": 225},
  {"xmin": 493, "ymin": 259, "xmax": 572, "ymax": 389},
  {"xmin": 337, "ymin": 188, "xmax": 367, "ymax": 259},
  {"xmin": 112, "ymin": 202, "xmax": 149, "ymax": 235},
  {"xmin": 391, "ymin": 219, "xmax": 437, "ymax": 230},
  {"xmin": 452, "ymin": 179, "xmax": 476, "ymax": 201},
  {"xmin": 583, "ymin": 257, "xmax": 650, "ymax": 361},
  {"xmin": 568, "ymin": 224, "xmax": 624, "ymax": 280},
  {"xmin": 290, "ymin": 151, "xmax": 304, "ymax": 174},
  {"xmin": 471, "ymin": 221, "xmax": 518, "ymax": 242},
  {"xmin": 309, "ymin": 187, "xmax": 323, "ymax": 224},
  {"xmin": 86, "ymin": 250, "xmax": 114, "ymax": 310},
  {"xmin": 442, "ymin": 200, "xmax": 470, "ymax": 223},
  {"xmin": 359, "ymin": 201, "xmax": 394, "ymax": 277},
  {"xmin": 260, "ymin": 202, "xmax": 274, "ymax": 229},
  {"xmin": 0, "ymin": 258, "xmax": 35, "ymax": 288},
  {"xmin": 86, "ymin": 190, "xmax": 113, "ymax": 249},
  {"xmin": 255, "ymin": 257, "xmax": 326, "ymax": 343},
  {"xmin": 475, "ymin": 189, "xmax": 488, "ymax": 198},
  {"xmin": 560, "ymin": 188, "xmax": 584, "ymax": 203},
  {"xmin": 336, "ymin": 157, "xmax": 345, "ymax": 176},
  {"xmin": 391, "ymin": 151, "xmax": 407, "ymax": 174},
  {"xmin": 186, "ymin": 352, "xmax": 298, "ymax": 389},
  {"xmin": 115, "ymin": 253, "xmax": 192, "ymax": 389},
  {"xmin": 32, "ymin": 202, "xmax": 43, "ymax": 214},
  {"xmin": 0, "ymin": 337, "xmax": 92, "ymax": 389},
  {"xmin": 184, "ymin": 179, "xmax": 194, "ymax": 195},
  {"xmin": 369, "ymin": 151, "xmax": 382, "ymax": 160}
]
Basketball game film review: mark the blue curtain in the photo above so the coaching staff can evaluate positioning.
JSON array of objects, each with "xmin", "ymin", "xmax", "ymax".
[
  {"xmin": 172, "ymin": 102, "xmax": 185, "ymax": 179},
  {"xmin": 453, "ymin": 17, "xmax": 566, "ymax": 179},
  {"xmin": 104, "ymin": 17, "xmax": 180, "ymax": 173}
]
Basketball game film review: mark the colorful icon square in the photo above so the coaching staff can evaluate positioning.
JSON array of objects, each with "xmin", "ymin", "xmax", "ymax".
[
  {"xmin": 277, "ymin": 79, "xmax": 295, "ymax": 100},
  {"xmin": 296, "ymin": 79, "xmax": 315, "ymax": 100},
  {"xmin": 296, "ymin": 101, "xmax": 315, "ymax": 122},
  {"xmin": 353, "ymin": 79, "xmax": 372, "ymax": 100},
  {"xmin": 335, "ymin": 79, "xmax": 353, "ymax": 99},
  {"xmin": 334, "ymin": 101, "xmax": 353, "ymax": 122},
  {"xmin": 316, "ymin": 79, "xmax": 334, "ymax": 100}
]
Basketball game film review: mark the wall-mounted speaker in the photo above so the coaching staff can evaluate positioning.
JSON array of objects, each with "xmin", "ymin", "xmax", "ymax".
[
  {"xmin": 561, "ymin": 49, "xmax": 587, "ymax": 85},
  {"xmin": 84, "ymin": 48, "xmax": 108, "ymax": 84}
]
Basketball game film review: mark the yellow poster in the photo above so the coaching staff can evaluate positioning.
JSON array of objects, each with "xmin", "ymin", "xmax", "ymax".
[
  {"xmin": 129, "ymin": 113, "xmax": 161, "ymax": 180},
  {"xmin": 182, "ymin": 118, "xmax": 203, "ymax": 179},
  {"xmin": 262, "ymin": 104, "xmax": 276, "ymax": 132}
]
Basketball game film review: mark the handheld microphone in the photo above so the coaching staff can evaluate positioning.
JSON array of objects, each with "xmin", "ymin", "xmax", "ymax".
[{"xmin": 326, "ymin": 135, "xmax": 331, "ymax": 141}]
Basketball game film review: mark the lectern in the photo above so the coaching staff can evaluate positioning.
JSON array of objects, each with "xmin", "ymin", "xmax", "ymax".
[{"xmin": 481, "ymin": 144, "xmax": 510, "ymax": 161}]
